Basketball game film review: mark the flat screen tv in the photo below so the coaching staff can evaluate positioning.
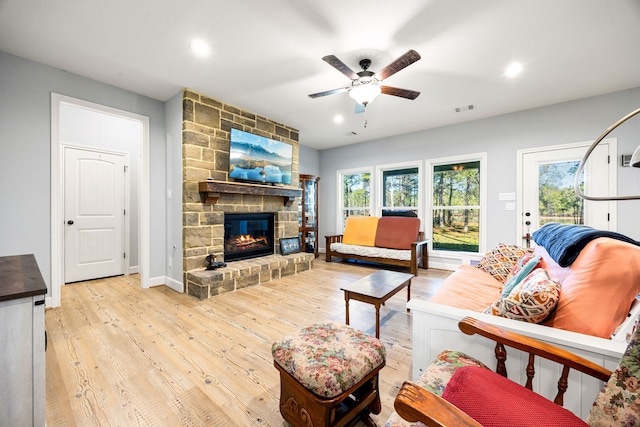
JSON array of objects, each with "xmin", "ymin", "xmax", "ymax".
[{"xmin": 229, "ymin": 128, "xmax": 293, "ymax": 185}]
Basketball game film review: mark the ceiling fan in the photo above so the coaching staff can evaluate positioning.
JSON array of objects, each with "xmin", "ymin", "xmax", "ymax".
[{"xmin": 308, "ymin": 49, "xmax": 421, "ymax": 113}]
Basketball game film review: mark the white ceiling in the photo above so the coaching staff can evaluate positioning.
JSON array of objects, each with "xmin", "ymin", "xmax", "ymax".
[{"xmin": 1, "ymin": 0, "xmax": 640, "ymax": 150}]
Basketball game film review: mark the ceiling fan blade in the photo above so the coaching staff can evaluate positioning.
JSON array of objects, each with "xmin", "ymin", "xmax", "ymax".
[
  {"xmin": 308, "ymin": 87, "xmax": 350, "ymax": 99},
  {"xmin": 376, "ymin": 49, "xmax": 421, "ymax": 81},
  {"xmin": 322, "ymin": 55, "xmax": 359, "ymax": 80},
  {"xmin": 381, "ymin": 86, "xmax": 421, "ymax": 100},
  {"xmin": 354, "ymin": 103, "xmax": 366, "ymax": 114}
]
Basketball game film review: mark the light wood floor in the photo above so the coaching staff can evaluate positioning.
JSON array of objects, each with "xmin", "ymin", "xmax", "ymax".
[{"xmin": 45, "ymin": 259, "xmax": 450, "ymax": 426}]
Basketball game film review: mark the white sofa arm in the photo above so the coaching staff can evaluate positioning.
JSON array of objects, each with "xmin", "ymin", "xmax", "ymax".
[{"xmin": 407, "ymin": 299, "xmax": 629, "ymax": 419}]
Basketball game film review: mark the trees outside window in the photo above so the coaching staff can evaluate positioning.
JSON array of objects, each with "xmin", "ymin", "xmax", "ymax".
[
  {"xmin": 382, "ymin": 167, "xmax": 419, "ymax": 216},
  {"xmin": 538, "ymin": 161, "xmax": 584, "ymax": 225},
  {"xmin": 432, "ymin": 160, "xmax": 481, "ymax": 252},
  {"xmin": 339, "ymin": 169, "xmax": 371, "ymax": 230}
]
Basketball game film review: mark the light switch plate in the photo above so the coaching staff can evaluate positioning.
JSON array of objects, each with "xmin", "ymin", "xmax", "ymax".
[{"xmin": 499, "ymin": 192, "xmax": 516, "ymax": 201}]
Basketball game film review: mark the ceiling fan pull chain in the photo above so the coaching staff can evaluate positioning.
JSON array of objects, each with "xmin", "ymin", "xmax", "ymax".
[{"xmin": 364, "ymin": 105, "xmax": 368, "ymax": 128}]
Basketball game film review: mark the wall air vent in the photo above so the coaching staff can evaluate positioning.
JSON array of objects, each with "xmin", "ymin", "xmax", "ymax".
[{"xmin": 455, "ymin": 104, "xmax": 475, "ymax": 113}]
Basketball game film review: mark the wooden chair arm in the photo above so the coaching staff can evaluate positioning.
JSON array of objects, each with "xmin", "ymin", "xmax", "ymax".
[
  {"xmin": 413, "ymin": 239, "xmax": 430, "ymax": 247},
  {"xmin": 394, "ymin": 381, "xmax": 482, "ymax": 427},
  {"xmin": 459, "ymin": 317, "xmax": 612, "ymax": 381},
  {"xmin": 325, "ymin": 234, "xmax": 343, "ymax": 243}
]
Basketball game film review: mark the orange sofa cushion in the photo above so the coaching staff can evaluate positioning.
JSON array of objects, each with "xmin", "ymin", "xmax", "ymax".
[
  {"xmin": 430, "ymin": 265, "xmax": 503, "ymax": 312},
  {"xmin": 543, "ymin": 238, "xmax": 640, "ymax": 338},
  {"xmin": 374, "ymin": 216, "xmax": 420, "ymax": 250},
  {"xmin": 342, "ymin": 216, "xmax": 379, "ymax": 247}
]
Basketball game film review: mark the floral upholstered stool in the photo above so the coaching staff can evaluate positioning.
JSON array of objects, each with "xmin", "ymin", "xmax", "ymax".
[{"xmin": 272, "ymin": 321, "xmax": 387, "ymax": 427}]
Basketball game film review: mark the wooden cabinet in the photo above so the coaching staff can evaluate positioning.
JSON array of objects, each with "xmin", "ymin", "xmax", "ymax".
[
  {"xmin": 298, "ymin": 174, "xmax": 320, "ymax": 257},
  {"xmin": 0, "ymin": 254, "xmax": 47, "ymax": 427}
]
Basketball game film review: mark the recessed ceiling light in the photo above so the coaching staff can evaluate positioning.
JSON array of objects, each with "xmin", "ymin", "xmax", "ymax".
[
  {"xmin": 334, "ymin": 114, "xmax": 344, "ymax": 124},
  {"xmin": 505, "ymin": 62, "xmax": 523, "ymax": 78},
  {"xmin": 190, "ymin": 40, "xmax": 211, "ymax": 57}
]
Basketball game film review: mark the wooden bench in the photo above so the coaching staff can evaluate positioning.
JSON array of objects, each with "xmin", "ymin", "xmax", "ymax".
[
  {"xmin": 325, "ymin": 231, "xmax": 429, "ymax": 275},
  {"xmin": 326, "ymin": 216, "xmax": 429, "ymax": 275}
]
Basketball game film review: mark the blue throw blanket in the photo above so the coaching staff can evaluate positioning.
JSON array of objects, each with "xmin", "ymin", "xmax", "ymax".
[{"xmin": 531, "ymin": 223, "xmax": 640, "ymax": 267}]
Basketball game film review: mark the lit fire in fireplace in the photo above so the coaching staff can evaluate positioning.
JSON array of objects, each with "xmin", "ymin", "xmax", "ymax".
[
  {"xmin": 224, "ymin": 213, "xmax": 275, "ymax": 261},
  {"xmin": 226, "ymin": 234, "xmax": 269, "ymax": 251}
]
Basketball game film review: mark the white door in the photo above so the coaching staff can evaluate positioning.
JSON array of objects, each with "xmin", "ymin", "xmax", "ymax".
[
  {"xmin": 64, "ymin": 147, "xmax": 125, "ymax": 283},
  {"xmin": 518, "ymin": 141, "xmax": 616, "ymax": 247}
]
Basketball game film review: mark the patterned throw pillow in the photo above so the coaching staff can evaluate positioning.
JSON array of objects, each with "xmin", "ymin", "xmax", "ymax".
[
  {"xmin": 485, "ymin": 268, "xmax": 560, "ymax": 324},
  {"xmin": 476, "ymin": 244, "xmax": 531, "ymax": 283},
  {"xmin": 501, "ymin": 254, "xmax": 541, "ymax": 298},
  {"xmin": 588, "ymin": 317, "xmax": 640, "ymax": 426}
]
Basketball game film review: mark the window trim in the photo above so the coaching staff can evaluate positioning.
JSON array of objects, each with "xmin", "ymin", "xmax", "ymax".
[
  {"xmin": 426, "ymin": 152, "xmax": 487, "ymax": 255},
  {"xmin": 336, "ymin": 166, "xmax": 374, "ymax": 232},
  {"xmin": 375, "ymin": 160, "xmax": 422, "ymax": 227}
]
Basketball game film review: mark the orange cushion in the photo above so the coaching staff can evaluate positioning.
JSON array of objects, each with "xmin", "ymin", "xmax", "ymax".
[
  {"xmin": 430, "ymin": 265, "xmax": 504, "ymax": 311},
  {"xmin": 545, "ymin": 238, "xmax": 640, "ymax": 338},
  {"xmin": 374, "ymin": 217, "xmax": 420, "ymax": 250},
  {"xmin": 342, "ymin": 216, "xmax": 379, "ymax": 246}
]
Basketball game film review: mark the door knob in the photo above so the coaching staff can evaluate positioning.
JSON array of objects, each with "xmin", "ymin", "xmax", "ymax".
[{"xmin": 67, "ymin": 220, "xmax": 74, "ymax": 225}]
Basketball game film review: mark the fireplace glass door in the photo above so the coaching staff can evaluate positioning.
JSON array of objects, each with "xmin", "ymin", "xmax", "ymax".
[{"xmin": 224, "ymin": 213, "xmax": 274, "ymax": 261}]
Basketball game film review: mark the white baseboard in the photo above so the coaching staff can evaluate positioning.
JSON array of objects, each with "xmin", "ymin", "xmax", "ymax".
[
  {"xmin": 163, "ymin": 276, "xmax": 184, "ymax": 293},
  {"xmin": 426, "ymin": 260, "xmax": 457, "ymax": 271},
  {"xmin": 128, "ymin": 265, "xmax": 139, "ymax": 274},
  {"xmin": 147, "ymin": 275, "xmax": 183, "ymax": 293},
  {"xmin": 148, "ymin": 275, "xmax": 166, "ymax": 287},
  {"xmin": 428, "ymin": 252, "xmax": 482, "ymax": 271}
]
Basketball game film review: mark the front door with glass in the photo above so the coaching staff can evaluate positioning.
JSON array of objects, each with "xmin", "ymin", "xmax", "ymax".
[{"xmin": 519, "ymin": 142, "xmax": 616, "ymax": 247}]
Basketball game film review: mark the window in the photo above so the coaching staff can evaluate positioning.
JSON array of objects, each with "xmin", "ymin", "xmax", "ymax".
[
  {"xmin": 539, "ymin": 161, "xmax": 584, "ymax": 225},
  {"xmin": 381, "ymin": 166, "xmax": 420, "ymax": 216},
  {"xmin": 429, "ymin": 154, "xmax": 486, "ymax": 253},
  {"xmin": 338, "ymin": 168, "xmax": 372, "ymax": 230}
]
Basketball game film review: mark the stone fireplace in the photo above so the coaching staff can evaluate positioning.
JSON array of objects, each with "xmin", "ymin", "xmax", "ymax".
[{"xmin": 181, "ymin": 89, "xmax": 313, "ymax": 300}]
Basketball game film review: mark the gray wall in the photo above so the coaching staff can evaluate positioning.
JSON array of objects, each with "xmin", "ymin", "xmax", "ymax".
[
  {"xmin": 299, "ymin": 143, "xmax": 320, "ymax": 177},
  {"xmin": 0, "ymin": 51, "xmax": 167, "ymax": 291},
  {"xmin": 318, "ymin": 88, "xmax": 640, "ymax": 251}
]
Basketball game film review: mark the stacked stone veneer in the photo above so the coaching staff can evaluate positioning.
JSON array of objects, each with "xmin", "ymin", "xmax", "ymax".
[{"xmin": 182, "ymin": 88, "xmax": 313, "ymax": 300}]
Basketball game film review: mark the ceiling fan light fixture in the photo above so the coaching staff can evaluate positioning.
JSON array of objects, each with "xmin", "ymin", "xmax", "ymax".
[{"xmin": 349, "ymin": 83, "xmax": 381, "ymax": 106}]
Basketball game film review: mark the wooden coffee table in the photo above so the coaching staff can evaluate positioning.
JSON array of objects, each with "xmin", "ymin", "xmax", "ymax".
[{"xmin": 340, "ymin": 270, "xmax": 414, "ymax": 338}]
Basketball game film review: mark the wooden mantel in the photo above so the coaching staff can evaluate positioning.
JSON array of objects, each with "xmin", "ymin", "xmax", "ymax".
[{"xmin": 199, "ymin": 180, "xmax": 302, "ymax": 206}]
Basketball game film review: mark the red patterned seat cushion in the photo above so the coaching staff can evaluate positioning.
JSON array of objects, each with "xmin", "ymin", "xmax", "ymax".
[{"xmin": 442, "ymin": 367, "xmax": 587, "ymax": 427}]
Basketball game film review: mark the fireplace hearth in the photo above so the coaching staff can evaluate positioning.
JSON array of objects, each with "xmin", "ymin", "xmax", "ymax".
[{"xmin": 224, "ymin": 213, "xmax": 274, "ymax": 261}]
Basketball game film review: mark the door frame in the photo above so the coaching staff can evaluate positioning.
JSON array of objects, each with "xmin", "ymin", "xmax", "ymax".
[
  {"xmin": 51, "ymin": 93, "xmax": 150, "ymax": 308},
  {"xmin": 62, "ymin": 144, "xmax": 129, "ymax": 283},
  {"xmin": 516, "ymin": 139, "xmax": 618, "ymax": 244}
]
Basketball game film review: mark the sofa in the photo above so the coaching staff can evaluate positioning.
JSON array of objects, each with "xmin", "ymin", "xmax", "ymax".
[
  {"xmin": 406, "ymin": 223, "xmax": 640, "ymax": 419},
  {"xmin": 325, "ymin": 216, "xmax": 429, "ymax": 275},
  {"xmin": 388, "ymin": 316, "xmax": 640, "ymax": 427}
]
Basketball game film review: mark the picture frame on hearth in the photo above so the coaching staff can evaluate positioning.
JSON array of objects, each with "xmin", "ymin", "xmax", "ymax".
[{"xmin": 280, "ymin": 237, "xmax": 301, "ymax": 256}]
